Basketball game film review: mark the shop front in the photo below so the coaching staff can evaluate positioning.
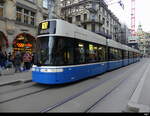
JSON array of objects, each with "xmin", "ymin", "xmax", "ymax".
[{"xmin": 13, "ymin": 33, "xmax": 36, "ymax": 54}]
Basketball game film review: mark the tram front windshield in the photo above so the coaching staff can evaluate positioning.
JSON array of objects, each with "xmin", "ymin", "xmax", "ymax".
[{"xmin": 35, "ymin": 36, "xmax": 73, "ymax": 66}]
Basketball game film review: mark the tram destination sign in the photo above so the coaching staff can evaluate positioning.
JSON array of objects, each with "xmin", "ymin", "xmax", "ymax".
[{"xmin": 38, "ymin": 21, "xmax": 56, "ymax": 35}]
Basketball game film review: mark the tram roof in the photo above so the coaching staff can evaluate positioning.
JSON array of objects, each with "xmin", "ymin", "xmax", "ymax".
[
  {"xmin": 39, "ymin": 19, "xmax": 140, "ymax": 53},
  {"xmin": 107, "ymin": 39, "xmax": 123, "ymax": 50},
  {"xmin": 39, "ymin": 19, "xmax": 107, "ymax": 46}
]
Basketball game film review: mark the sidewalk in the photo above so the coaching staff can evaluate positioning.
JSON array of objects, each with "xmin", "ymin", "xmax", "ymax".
[
  {"xmin": 127, "ymin": 61, "xmax": 150, "ymax": 112},
  {"xmin": 0, "ymin": 70, "xmax": 32, "ymax": 86}
]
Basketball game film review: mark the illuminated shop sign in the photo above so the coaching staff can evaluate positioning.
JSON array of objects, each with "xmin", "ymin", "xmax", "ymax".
[
  {"xmin": 14, "ymin": 43, "xmax": 33, "ymax": 52},
  {"xmin": 16, "ymin": 43, "xmax": 33, "ymax": 48}
]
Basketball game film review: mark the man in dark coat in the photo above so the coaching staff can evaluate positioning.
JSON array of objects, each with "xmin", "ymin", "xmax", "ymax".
[
  {"xmin": 13, "ymin": 51, "xmax": 22, "ymax": 73},
  {"xmin": 0, "ymin": 50, "xmax": 6, "ymax": 75}
]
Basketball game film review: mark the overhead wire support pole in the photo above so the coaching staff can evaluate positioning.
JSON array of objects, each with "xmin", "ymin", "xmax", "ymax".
[{"xmin": 48, "ymin": 0, "xmax": 55, "ymax": 19}]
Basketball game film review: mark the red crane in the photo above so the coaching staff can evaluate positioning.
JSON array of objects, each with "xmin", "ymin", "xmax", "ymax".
[{"xmin": 131, "ymin": 0, "xmax": 136, "ymax": 36}]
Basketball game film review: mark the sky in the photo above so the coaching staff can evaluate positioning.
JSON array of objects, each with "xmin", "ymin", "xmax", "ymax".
[{"xmin": 105, "ymin": 0, "xmax": 150, "ymax": 32}]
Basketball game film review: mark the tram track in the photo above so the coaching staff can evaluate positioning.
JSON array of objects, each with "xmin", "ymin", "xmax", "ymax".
[
  {"xmin": 0, "ymin": 83, "xmax": 52, "ymax": 104},
  {"xmin": 0, "ymin": 60, "xmax": 145, "ymax": 112},
  {"xmin": 0, "ymin": 82, "xmax": 35, "ymax": 95},
  {"xmin": 40, "ymin": 73, "xmax": 129, "ymax": 113},
  {"xmin": 40, "ymin": 61, "xmax": 146, "ymax": 113},
  {"xmin": 85, "ymin": 63, "xmax": 147, "ymax": 113}
]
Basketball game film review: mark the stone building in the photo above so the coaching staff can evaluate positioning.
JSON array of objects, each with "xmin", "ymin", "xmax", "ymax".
[
  {"xmin": 120, "ymin": 24, "xmax": 131, "ymax": 45},
  {"xmin": 60, "ymin": 0, "xmax": 122, "ymax": 43},
  {"xmin": 137, "ymin": 24, "xmax": 150, "ymax": 56},
  {"xmin": 0, "ymin": 0, "xmax": 60, "ymax": 54}
]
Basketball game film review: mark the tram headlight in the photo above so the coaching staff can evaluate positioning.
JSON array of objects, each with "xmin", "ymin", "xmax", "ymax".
[
  {"xmin": 32, "ymin": 68, "xmax": 36, "ymax": 71},
  {"xmin": 40, "ymin": 68, "xmax": 64, "ymax": 73},
  {"xmin": 40, "ymin": 69, "xmax": 49, "ymax": 72}
]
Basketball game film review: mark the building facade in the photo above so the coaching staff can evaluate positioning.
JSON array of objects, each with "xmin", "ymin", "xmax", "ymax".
[
  {"xmin": 137, "ymin": 24, "xmax": 150, "ymax": 56},
  {"xmin": 120, "ymin": 24, "xmax": 131, "ymax": 45},
  {"xmin": 60, "ymin": 0, "xmax": 122, "ymax": 43},
  {"xmin": 0, "ymin": 0, "xmax": 60, "ymax": 54}
]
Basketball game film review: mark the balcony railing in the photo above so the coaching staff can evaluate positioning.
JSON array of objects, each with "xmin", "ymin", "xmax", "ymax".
[{"xmin": 81, "ymin": 18, "xmax": 104, "ymax": 25}]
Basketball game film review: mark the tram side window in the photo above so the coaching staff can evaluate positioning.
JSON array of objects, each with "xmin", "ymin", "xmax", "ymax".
[
  {"xmin": 53, "ymin": 37, "xmax": 74, "ymax": 66},
  {"xmin": 126, "ymin": 51, "xmax": 128, "ymax": 59},
  {"xmin": 109, "ymin": 48, "xmax": 115, "ymax": 61},
  {"xmin": 114, "ymin": 49, "xmax": 118, "ymax": 60},
  {"xmin": 129, "ymin": 52, "xmax": 133, "ymax": 58},
  {"xmin": 109, "ymin": 48, "xmax": 112, "ymax": 61},
  {"xmin": 131, "ymin": 52, "xmax": 133, "ymax": 58},
  {"xmin": 93, "ymin": 45, "xmax": 99, "ymax": 62},
  {"xmin": 64, "ymin": 38, "xmax": 74, "ymax": 65},
  {"xmin": 133, "ymin": 52, "xmax": 137, "ymax": 58},
  {"xmin": 137, "ymin": 53, "xmax": 138, "ymax": 58},
  {"xmin": 87, "ymin": 44, "xmax": 97, "ymax": 63},
  {"xmin": 115, "ymin": 49, "xmax": 119, "ymax": 60},
  {"xmin": 74, "ymin": 41, "xmax": 85, "ymax": 64},
  {"xmin": 53, "ymin": 38, "xmax": 65, "ymax": 66},
  {"xmin": 133, "ymin": 52, "xmax": 135, "ymax": 58},
  {"xmin": 118, "ymin": 49, "xmax": 122, "ymax": 60},
  {"xmin": 122, "ymin": 50, "xmax": 125, "ymax": 59},
  {"xmin": 137, "ymin": 53, "xmax": 140, "ymax": 58},
  {"xmin": 134, "ymin": 53, "xmax": 136, "ymax": 58},
  {"xmin": 37, "ymin": 37, "xmax": 49, "ymax": 65},
  {"xmin": 123, "ymin": 51, "xmax": 128, "ymax": 59},
  {"xmin": 97, "ymin": 45, "xmax": 106, "ymax": 62}
]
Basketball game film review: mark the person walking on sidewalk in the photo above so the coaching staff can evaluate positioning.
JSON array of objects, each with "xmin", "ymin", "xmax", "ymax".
[
  {"xmin": 23, "ymin": 51, "xmax": 32, "ymax": 71},
  {"xmin": 5, "ymin": 52, "xmax": 14, "ymax": 69},
  {"xmin": 0, "ymin": 49, "xmax": 7, "ymax": 75},
  {"xmin": 13, "ymin": 51, "xmax": 22, "ymax": 73}
]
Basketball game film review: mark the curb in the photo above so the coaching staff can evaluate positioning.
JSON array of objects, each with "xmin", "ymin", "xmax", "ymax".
[
  {"xmin": 0, "ymin": 79, "xmax": 32, "ymax": 87},
  {"xmin": 127, "ymin": 101, "xmax": 149, "ymax": 112},
  {"xmin": 127, "ymin": 64, "xmax": 150, "ymax": 112},
  {"xmin": 20, "ymin": 79, "xmax": 32, "ymax": 83},
  {"xmin": 0, "ymin": 80, "xmax": 21, "ymax": 87}
]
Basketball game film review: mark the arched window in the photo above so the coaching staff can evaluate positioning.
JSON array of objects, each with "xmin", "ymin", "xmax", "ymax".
[{"xmin": 13, "ymin": 33, "xmax": 36, "ymax": 54}]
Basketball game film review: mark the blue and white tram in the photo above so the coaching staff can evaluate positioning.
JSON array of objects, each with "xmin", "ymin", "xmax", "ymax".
[{"xmin": 32, "ymin": 19, "xmax": 140, "ymax": 84}]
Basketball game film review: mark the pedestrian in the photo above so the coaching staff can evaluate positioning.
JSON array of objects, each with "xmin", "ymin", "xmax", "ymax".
[
  {"xmin": 23, "ymin": 51, "xmax": 32, "ymax": 71},
  {"xmin": 13, "ymin": 51, "xmax": 22, "ymax": 73},
  {"xmin": 0, "ymin": 49, "xmax": 7, "ymax": 75},
  {"xmin": 5, "ymin": 52, "xmax": 13, "ymax": 69},
  {"xmin": 3, "ymin": 51, "xmax": 8, "ymax": 68},
  {"xmin": 31, "ymin": 53, "xmax": 34, "ymax": 66}
]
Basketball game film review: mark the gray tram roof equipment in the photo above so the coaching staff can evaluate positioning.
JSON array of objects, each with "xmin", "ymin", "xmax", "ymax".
[{"xmin": 39, "ymin": 19, "xmax": 140, "ymax": 54}]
